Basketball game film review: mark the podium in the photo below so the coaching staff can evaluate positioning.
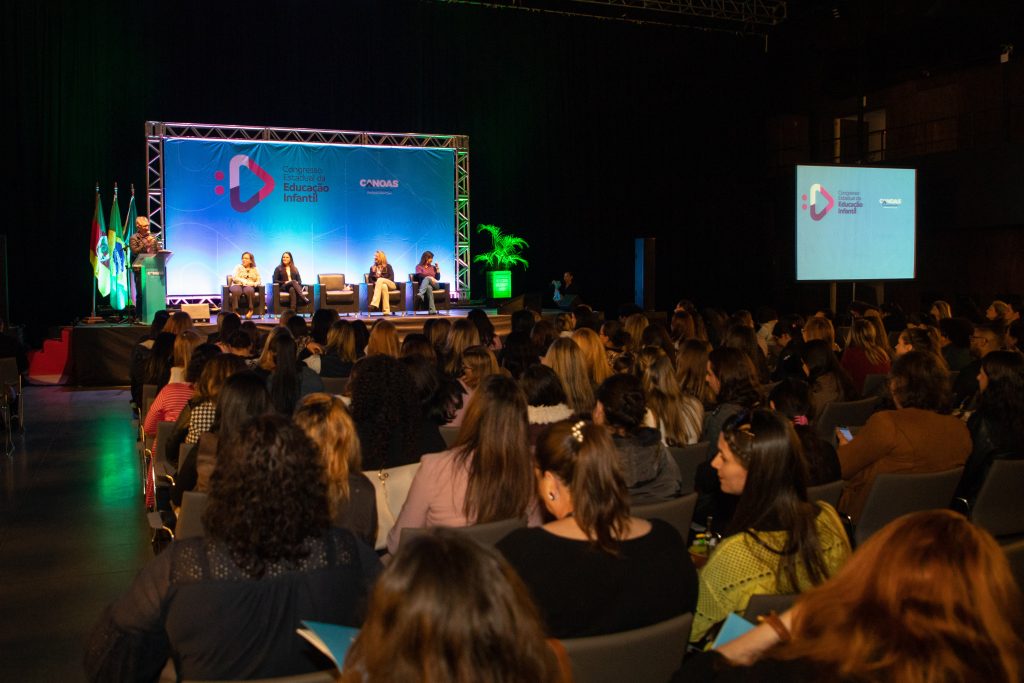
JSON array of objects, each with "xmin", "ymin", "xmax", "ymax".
[{"xmin": 132, "ymin": 250, "xmax": 172, "ymax": 324}]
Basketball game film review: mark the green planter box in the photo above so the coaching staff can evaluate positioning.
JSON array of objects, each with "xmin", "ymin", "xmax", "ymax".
[{"xmin": 486, "ymin": 270, "xmax": 512, "ymax": 299}]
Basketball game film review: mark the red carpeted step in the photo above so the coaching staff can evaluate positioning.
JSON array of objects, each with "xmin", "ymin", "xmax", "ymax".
[{"xmin": 27, "ymin": 327, "xmax": 72, "ymax": 385}]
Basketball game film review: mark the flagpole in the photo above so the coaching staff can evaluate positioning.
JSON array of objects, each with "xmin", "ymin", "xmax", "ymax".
[{"xmin": 83, "ymin": 182, "xmax": 105, "ymax": 324}]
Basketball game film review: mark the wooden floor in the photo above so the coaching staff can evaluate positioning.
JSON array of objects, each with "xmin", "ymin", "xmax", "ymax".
[{"xmin": 0, "ymin": 386, "xmax": 150, "ymax": 682}]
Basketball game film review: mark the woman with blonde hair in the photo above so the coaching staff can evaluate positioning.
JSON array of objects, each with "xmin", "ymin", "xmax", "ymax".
[
  {"xmin": 387, "ymin": 375, "xmax": 539, "ymax": 554},
  {"xmin": 256, "ymin": 326, "xmax": 293, "ymax": 371},
  {"xmin": 293, "ymin": 393, "xmax": 376, "ymax": 547},
  {"xmin": 863, "ymin": 308, "xmax": 895, "ymax": 359},
  {"xmin": 365, "ymin": 319, "xmax": 399, "ymax": 358},
  {"xmin": 840, "ymin": 318, "xmax": 892, "ymax": 395},
  {"xmin": 642, "ymin": 353, "xmax": 703, "ymax": 446},
  {"xmin": 675, "ymin": 338, "xmax": 712, "ymax": 407},
  {"xmin": 931, "ymin": 299, "xmax": 953, "ymax": 320},
  {"xmin": 307, "ymin": 319, "xmax": 358, "ymax": 378},
  {"xmin": 681, "ymin": 511, "xmax": 1024, "ymax": 682},
  {"xmin": 442, "ymin": 318, "xmax": 481, "ymax": 377},
  {"xmin": 367, "ymin": 250, "xmax": 397, "ymax": 314},
  {"xmin": 623, "ymin": 313, "xmax": 649, "ymax": 354},
  {"xmin": 572, "ymin": 327, "xmax": 612, "ymax": 388},
  {"xmin": 543, "ymin": 337, "xmax": 595, "ymax": 413},
  {"xmin": 343, "ymin": 530, "xmax": 567, "ymax": 683},
  {"xmin": 801, "ymin": 316, "xmax": 837, "ymax": 351},
  {"xmin": 163, "ymin": 310, "xmax": 194, "ymax": 336},
  {"xmin": 460, "ymin": 345, "xmax": 501, "ymax": 391}
]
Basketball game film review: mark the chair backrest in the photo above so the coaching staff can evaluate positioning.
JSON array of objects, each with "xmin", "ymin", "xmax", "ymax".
[
  {"xmin": 185, "ymin": 670, "xmax": 339, "ymax": 683},
  {"xmin": 971, "ymin": 457, "xmax": 1024, "ymax": 538},
  {"xmin": 178, "ymin": 442, "xmax": 198, "ymax": 470},
  {"xmin": 176, "ymin": 491, "xmax": 209, "ymax": 540},
  {"xmin": 861, "ymin": 373, "xmax": 889, "ymax": 400},
  {"xmin": 669, "ymin": 442, "xmax": 708, "ymax": 495},
  {"xmin": 155, "ymin": 421, "xmax": 177, "ymax": 469},
  {"xmin": 560, "ymin": 612, "xmax": 694, "ymax": 683},
  {"xmin": 807, "ymin": 479, "xmax": 845, "ymax": 509},
  {"xmin": 400, "ymin": 517, "xmax": 527, "ymax": 549},
  {"xmin": 815, "ymin": 396, "xmax": 879, "ymax": 442},
  {"xmin": 0, "ymin": 357, "xmax": 20, "ymax": 385},
  {"xmin": 743, "ymin": 593, "xmax": 799, "ymax": 622},
  {"xmin": 1002, "ymin": 538, "xmax": 1024, "ymax": 594},
  {"xmin": 141, "ymin": 384, "xmax": 158, "ymax": 421},
  {"xmin": 320, "ymin": 376, "xmax": 349, "ymax": 395},
  {"xmin": 632, "ymin": 492, "xmax": 698, "ymax": 543},
  {"xmin": 855, "ymin": 467, "xmax": 965, "ymax": 546},
  {"xmin": 439, "ymin": 425, "xmax": 460, "ymax": 448},
  {"xmin": 318, "ymin": 273, "xmax": 345, "ymax": 289}
]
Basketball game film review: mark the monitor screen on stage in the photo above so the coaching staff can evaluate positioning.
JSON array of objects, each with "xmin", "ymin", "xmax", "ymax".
[
  {"xmin": 162, "ymin": 138, "xmax": 456, "ymax": 296},
  {"xmin": 795, "ymin": 165, "xmax": 916, "ymax": 281}
]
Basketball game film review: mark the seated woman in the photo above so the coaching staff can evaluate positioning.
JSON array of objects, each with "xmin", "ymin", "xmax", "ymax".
[
  {"xmin": 543, "ymin": 337, "xmax": 595, "ymax": 414},
  {"xmin": 306, "ymin": 319, "xmax": 358, "ymax": 378},
  {"xmin": 228, "ymin": 251, "xmax": 261, "ymax": 319},
  {"xmin": 386, "ymin": 375, "xmax": 539, "ymax": 554},
  {"xmin": 801, "ymin": 339, "xmax": 855, "ymax": 419},
  {"xmin": 690, "ymin": 409, "xmax": 851, "ymax": 643},
  {"xmin": 593, "ymin": 373, "xmax": 682, "ymax": 504},
  {"xmin": 413, "ymin": 250, "xmax": 443, "ymax": 314},
  {"xmin": 399, "ymin": 355, "xmax": 457, "ymax": 457},
  {"xmin": 256, "ymin": 332, "xmax": 325, "ymax": 415},
  {"xmin": 85, "ymin": 415, "xmax": 381, "ymax": 682},
  {"xmin": 460, "ymin": 344, "xmax": 501, "ymax": 394},
  {"xmin": 497, "ymin": 420, "xmax": 697, "ymax": 638},
  {"xmin": 954, "ymin": 351, "xmax": 1024, "ymax": 505},
  {"xmin": 572, "ymin": 327, "xmax": 612, "ymax": 389},
  {"xmin": 837, "ymin": 350, "xmax": 971, "ymax": 522},
  {"xmin": 143, "ymin": 331, "xmax": 204, "ymax": 439},
  {"xmin": 520, "ymin": 364, "xmax": 574, "ymax": 445},
  {"xmin": 348, "ymin": 354, "xmax": 423, "ymax": 471},
  {"xmin": 367, "ymin": 250, "xmax": 396, "ymax": 314},
  {"xmin": 272, "ymin": 251, "xmax": 309, "ymax": 308},
  {"xmin": 294, "ymin": 393, "xmax": 377, "ymax": 547},
  {"xmin": 767, "ymin": 379, "xmax": 841, "ymax": 486},
  {"xmin": 641, "ymin": 351, "xmax": 703, "ymax": 446},
  {"xmin": 840, "ymin": 318, "xmax": 892, "ymax": 395},
  {"xmin": 467, "ymin": 308, "xmax": 502, "ymax": 351},
  {"xmin": 675, "ymin": 338, "xmax": 712, "ymax": 408},
  {"xmin": 365, "ymin": 319, "xmax": 400, "ymax": 358},
  {"xmin": 677, "ymin": 511, "xmax": 1024, "ymax": 682},
  {"xmin": 342, "ymin": 530, "xmax": 567, "ymax": 683},
  {"xmin": 194, "ymin": 372, "xmax": 272, "ymax": 493}
]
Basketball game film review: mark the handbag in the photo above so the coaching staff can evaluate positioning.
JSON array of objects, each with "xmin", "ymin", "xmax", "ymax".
[{"xmin": 370, "ymin": 462, "xmax": 421, "ymax": 550}]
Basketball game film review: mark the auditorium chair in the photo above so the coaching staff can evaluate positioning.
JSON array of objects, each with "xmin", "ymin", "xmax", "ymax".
[
  {"xmin": 853, "ymin": 467, "xmax": 964, "ymax": 547},
  {"xmin": 268, "ymin": 282, "xmax": 316, "ymax": 316},
  {"xmin": 632, "ymin": 492, "xmax": 698, "ymax": 542},
  {"xmin": 669, "ymin": 442, "xmax": 708, "ymax": 495},
  {"xmin": 815, "ymin": 396, "xmax": 879, "ymax": 444},
  {"xmin": 320, "ymin": 377, "xmax": 349, "ymax": 395},
  {"xmin": 363, "ymin": 273, "xmax": 406, "ymax": 315},
  {"xmin": 962, "ymin": 457, "xmax": 1024, "ymax": 541},
  {"xmin": 400, "ymin": 517, "xmax": 526, "ymax": 549},
  {"xmin": 807, "ymin": 479, "xmax": 845, "ymax": 509},
  {"xmin": 406, "ymin": 273, "xmax": 451, "ymax": 314},
  {"xmin": 744, "ymin": 593, "xmax": 799, "ymax": 622},
  {"xmin": 559, "ymin": 612, "xmax": 693, "ymax": 683},
  {"xmin": 220, "ymin": 277, "xmax": 266, "ymax": 318},
  {"xmin": 316, "ymin": 274, "xmax": 359, "ymax": 315}
]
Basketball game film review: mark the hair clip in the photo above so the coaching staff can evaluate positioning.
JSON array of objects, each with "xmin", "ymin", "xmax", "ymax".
[
  {"xmin": 570, "ymin": 420, "xmax": 586, "ymax": 444},
  {"xmin": 738, "ymin": 423, "xmax": 756, "ymax": 438}
]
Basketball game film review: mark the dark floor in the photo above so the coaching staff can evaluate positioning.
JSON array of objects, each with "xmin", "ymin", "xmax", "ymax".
[{"xmin": 0, "ymin": 386, "xmax": 151, "ymax": 682}]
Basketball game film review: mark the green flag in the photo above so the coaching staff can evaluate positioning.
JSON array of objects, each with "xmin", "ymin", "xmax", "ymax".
[
  {"xmin": 90, "ymin": 185, "xmax": 111, "ymax": 297},
  {"xmin": 125, "ymin": 191, "xmax": 138, "ymax": 305},
  {"xmin": 109, "ymin": 186, "xmax": 129, "ymax": 310}
]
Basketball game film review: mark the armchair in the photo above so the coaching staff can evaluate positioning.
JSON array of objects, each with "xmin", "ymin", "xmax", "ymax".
[
  {"xmin": 363, "ymin": 273, "xmax": 407, "ymax": 315},
  {"xmin": 317, "ymin": 274, "xmax": 359, "ymax": 315},
  {"xmin": 220, "ymin": 276, "xmax": 266, "ymax": 317},
  {"xmin": 407, "ymin": 273, "xmax": 451, "ymax": 314}
]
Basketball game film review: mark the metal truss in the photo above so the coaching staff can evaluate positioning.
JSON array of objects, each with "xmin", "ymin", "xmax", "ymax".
[
  {"xmin": 144, "ymin": 122, "xmax": 471, "ymax": 303},
  {"xmin": 166, "ymin": 294, "xmax": 220, "ymax": 309},
  {"xmin": 435, "ymin": 0, "xmax": 786, "ymax": 33}
]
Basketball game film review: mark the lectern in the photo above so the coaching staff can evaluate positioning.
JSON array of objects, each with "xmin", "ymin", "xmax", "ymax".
[{"xmin": 133, "ymin": 250, "xmax": 173, "ymax": 324}]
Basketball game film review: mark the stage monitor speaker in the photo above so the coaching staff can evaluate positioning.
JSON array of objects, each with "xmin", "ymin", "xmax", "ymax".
[
  {"xmin": 181, "ymin": 303, "xmax": 211, "ymax": 321},
  {"xmin": 497, "ymin": 293, "xmax": 542, "ymax": 315},
  {"xmin": 634, "ymin": 237, "xmax": 655, "ymax": 311}
]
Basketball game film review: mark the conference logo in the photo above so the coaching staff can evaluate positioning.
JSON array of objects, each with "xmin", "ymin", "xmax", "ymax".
[
  {"xmin": 214, "ymin": 154, "xmax": 276, "ymax": 212},
  {"xmin": 800, "ymin": 183, "xmax": 835, "ymax": 221},
  {"xmin": 359, "ymin": 178, "xmax": 400, "ymax": 189}
]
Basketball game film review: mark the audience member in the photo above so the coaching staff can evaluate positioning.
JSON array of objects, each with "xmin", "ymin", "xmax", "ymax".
[
  {"xmin": 641, "ymin": 352, "xmax": 703, "ymax": 446},
  {"xmin": 348, "ymin": 355, "xmax": 421, "ymax": 471},
  {"xmin": 543, "ymin": 337, "xmax": 596, "ymax": 413},
  {"xmin": 801, "ymin": 339, "xmax": 855, "ymax": 419},
  {"xmin": 767, "ymin": 379, "xmax": 841, "ymax": 485},
  {"xmin": 840, "ymin": 318, "xmax": 891, "ymax": 395}
]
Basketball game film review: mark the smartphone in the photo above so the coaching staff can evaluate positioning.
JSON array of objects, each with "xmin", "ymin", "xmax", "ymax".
[{"xmin": 837, "ymin": 426, "xmax": 853, "ymax": 441}]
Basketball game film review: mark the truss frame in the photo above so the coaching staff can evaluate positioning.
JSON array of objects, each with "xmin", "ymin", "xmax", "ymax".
[{"xmin": 144, "ymin": 121, "xmax": 472, "ymax": 303}]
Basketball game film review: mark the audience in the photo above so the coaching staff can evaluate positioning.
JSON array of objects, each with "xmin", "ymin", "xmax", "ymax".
[{"xmin": 840, "ymin": 318, "xmax": 892, "ymax": 394}]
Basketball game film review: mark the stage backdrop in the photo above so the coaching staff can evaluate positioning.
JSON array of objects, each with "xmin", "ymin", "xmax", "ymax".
[{"xmin": 163, "ymin": 138, "xmax": 456, "ymax": 296}]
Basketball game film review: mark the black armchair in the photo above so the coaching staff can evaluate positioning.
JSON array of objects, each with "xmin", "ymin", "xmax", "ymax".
[
  {"xmin": 363, "ymin": 273, "xmax": 406, "ymax": 315},
  {"xmin": 269, "ymin": 281, "xmax": 316, "ymax": 316},
  {"xmin": 317, "ymin": 274, "xmax": 359, "ymax": 315},
  {"xmin": 406, "ymin": 273, "xmax": 451, "ymax": 313},
  {"xmin": 221, "ymin": 276, "xmax": 266, "ymax": 317}
]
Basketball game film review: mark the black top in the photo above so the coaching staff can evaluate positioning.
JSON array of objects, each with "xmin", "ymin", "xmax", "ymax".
[
  {"xmin": 84, "ymin": 528, "xmax": 381, "ymax": 682},
  {"xmin": 272, "ymin": 264, "xmax": 303, "ymax": 284},
  {"xmin": 335, "ymin": 473, "xmax": 378, "ymax": 548},
  {"xmin": 954, "ymin": 412, "xmax": 1024, "ymax": 504},
  {"xmin": 356, "ymin": 415, "xmax": 445, "ymax": 472},
  {"xmin": 368, "ymin": 263, "xmax": 395, "ymax": 284},
  {"xmin": 674, "ymin": 651, "xmax": 844, "ymax": 682},
  {"xmin": 319, "ymin": 354, "xmax": 355, "ymax": 378},
  {"xmin": 496, "ymin": 519, "xmax": 697, "ymax": 639}
]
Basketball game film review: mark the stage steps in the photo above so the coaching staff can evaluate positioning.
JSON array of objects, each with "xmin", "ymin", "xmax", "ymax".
[{"xmin": 27, "ymin": 327, "xmax": 71, "ymax": 386}]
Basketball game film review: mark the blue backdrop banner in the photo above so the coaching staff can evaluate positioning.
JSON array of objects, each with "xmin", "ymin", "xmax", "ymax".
[{"xmin": 163, "ymin": 138, "xmax": 456, "ymax": 296}]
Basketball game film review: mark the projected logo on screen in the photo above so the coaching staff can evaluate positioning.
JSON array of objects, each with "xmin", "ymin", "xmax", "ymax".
[
  {"xmin": 801, "ymin": 184, "xmax": 835, "ymax": 222},
  {"xmin": 213, "ymin": 155, "xmax": 276, "ymax": 213}
]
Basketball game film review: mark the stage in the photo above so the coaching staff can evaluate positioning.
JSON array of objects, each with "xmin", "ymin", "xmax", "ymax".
[{"xmin": 45, "ymin": 309, "xmax": 515, "ymax": 387}]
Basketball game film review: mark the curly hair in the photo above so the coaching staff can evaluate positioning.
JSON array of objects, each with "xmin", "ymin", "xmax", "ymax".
[
  {"xmin": 294, "ymin": 393, "xmax": 362, "ymax": 508},
  {"xmin": 204, "ymin": 415, "xmax": 330, "ymax": 578},
  {"xmin": 348, "ymin": 355, "xmax": 417, "ymax": 468}
]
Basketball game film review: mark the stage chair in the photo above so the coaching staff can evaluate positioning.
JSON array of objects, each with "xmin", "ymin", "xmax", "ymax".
[
  {"xmin": 854, "ymin": 467, "xmax": 964, "ymax": 547},
  {"xmin": 363, "ymin": 274, "xmax": 406, "ymax": 315},
  {"xmin": 316, "ymin": 274, "xmax": 359, "ymax": 316},
  {"xmin": 632, "ymin": 492, "xmax": 698, "ymax": 542},
  {"xmin": 807, "ymin": 479, "xmax": 845, "ymax": 509},
  {"xmin": 815, "ymin": 396, "xmax": 879, "ymax": 443},
  {"xmin": 743, "ymin": 593, "xmax": 799, "ymax": 622},
  {"xmin": 400, "ymin": 517, "xmax": 527, "ymax": 549},
  {"xmin": 965, "ymin": 457, "xmax": 1024, "ymax": 540},
  {"xmin": 220, "ymin": 276, "xmax": 266, "ymax": 317},
  {"xmin": 559, "ymin": 612, "xmax": 693, "ymax": 683},
  {"xmin": 669, "ymin": 442, "xmax": 708, "ymax": 495},
  {"xmin": 268, "ymin": 282, "xmax": 316, "ymax": 316},
  {"xmin": 406, "ymin": 273, "xmax": 451, "ymax": 314}
]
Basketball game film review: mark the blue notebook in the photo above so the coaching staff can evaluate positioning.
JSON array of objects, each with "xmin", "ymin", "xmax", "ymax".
[
  {"xmin": 297, "ymin": 620, "xmax": 360, "ymax": 669},
  {"xmin": 712, "ymin": 613, "xmax": 756, "ymax": 649}
]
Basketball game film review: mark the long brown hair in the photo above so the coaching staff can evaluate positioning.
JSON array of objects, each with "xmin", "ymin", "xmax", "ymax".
[
  {"xmin": 293, "ymin": 393, "xmax": 362, "ymax": 507},
  {"xmin": 572, "ymin": 327, "xmax": 612, "ymax": 387},
  {"xmin": 341, "ymin": 530, "xmax": 562, "ymax": 683},
  {"xmin": 675, "ymin": 338, "xmax": 711, "ymax": 405},
  {"xmin": 772, "ymin": 511, "xmax": 1024, "ymax": 683},
  {"xmin": 536, "ymin": 420, "xmax": 630, "ymax": 555},
  {"xmin": 642, "ymin": 354, "xmax": 703, "ymax": 446},
  {"xmin": 443, "ymin": 318, "xmax": 481, "ymax": 376},
  {"xmin": 325, "ymin": 320, "xmax": 358, "ymax": 362},
  {"xmin": 454, "ymin": 375, "xmax": 534, "ymax": 524},
  {"xmin": 543, "ymin": 337, "xmax": 595, "ymax": 413},
  {"xmin": 194, "ymin": 353, "xmax": 247, "ymax": 402}
]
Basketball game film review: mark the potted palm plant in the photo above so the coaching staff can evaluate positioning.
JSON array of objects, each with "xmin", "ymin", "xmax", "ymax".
[{"xmin": 473, "ymin": 223, "xmax": 529, "ymax": 300}]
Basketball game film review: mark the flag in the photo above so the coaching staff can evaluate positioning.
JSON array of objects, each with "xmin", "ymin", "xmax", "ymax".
[
  {"xmin": 89, "ymin": 185, "xmax": 111, "ymax": 297},
  {"xmin": 109, "ymin": 186, "xmax": 129, "ymax": 310},
  {"xmin": 124, "ymin": 190, "xmax": 138, "ymax": 305}
]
